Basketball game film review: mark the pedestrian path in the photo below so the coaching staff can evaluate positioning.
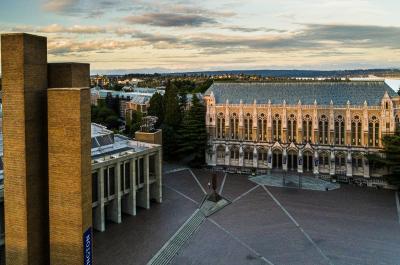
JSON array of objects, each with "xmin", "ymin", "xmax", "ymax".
[{"xmin": 146, "ymin": 209, "xmax": 205, "ymax": 265}]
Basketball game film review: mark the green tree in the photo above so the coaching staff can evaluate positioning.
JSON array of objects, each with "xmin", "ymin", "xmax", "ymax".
[
  {"xmin": 178, "ymin": 91, "xmax": 187, "ymax": 113},
  {"xmin": 367, "ymin": 133, "xmax": 400, "ymax": 189},
  {"xmin": 176, "ymin": 94, "xmax": 207, "ymax": 164},
  {"xmin": 163, "ymin": 81, "xmax": 181, "ymax": 128},
  {"xmin": 148, "ymin": 92, "xmax": 164, "ymax": 127},
  {"xmin": 91, "ymin": 101, "xmax": 121, "ymax": 130}
]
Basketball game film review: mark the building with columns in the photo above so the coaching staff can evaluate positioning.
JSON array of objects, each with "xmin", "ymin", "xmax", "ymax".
[
  {"xmin": 91, "ymin": 123, "xmax": 162, "ymax": 232},
  {"xmin": 0, "ymin": 123, "xmax": 162, "ymax": 244},
  {"xmin": 204, "ymin": 82, "xmax": 400, "ymax": 188}
]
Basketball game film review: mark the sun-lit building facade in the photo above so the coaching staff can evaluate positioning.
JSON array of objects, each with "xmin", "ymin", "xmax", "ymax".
[{"xmin": 204, "ymin": 82, "xmax": 400, "ymax": 187}]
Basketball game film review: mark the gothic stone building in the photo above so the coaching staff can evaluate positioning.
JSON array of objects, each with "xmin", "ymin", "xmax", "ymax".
[{"xmin": 204, "ymin": 82, "xmax": 400, "ymax": 188}]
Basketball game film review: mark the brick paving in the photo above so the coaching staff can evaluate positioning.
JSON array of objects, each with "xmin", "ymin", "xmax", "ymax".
[{"xmin": 93, "ymin": 168, "xmax": 400, "ymax": 265}]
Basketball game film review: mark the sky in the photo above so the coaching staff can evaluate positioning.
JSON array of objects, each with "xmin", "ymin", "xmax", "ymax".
[{"xmin": 1, "ymin": 0, "xmax": 400, "ymax": 74}]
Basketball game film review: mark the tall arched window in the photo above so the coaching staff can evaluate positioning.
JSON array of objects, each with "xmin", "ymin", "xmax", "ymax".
[
  {"xmin": 352, "ymin": 153, "xmax": 363, "ymax": 174},
  {"xmin": 335, "ymin": 152, "xmax": 346, "ymax": 171},
  {"xmin": 272, "ymin": 114, "xmax": 282, "ymax": 142},
  {"xmin": 319, "ymin": 115, "xmax": 329, "ymax": 144},
  {"xmin": 351, "ymin": 115, "xmax": 362, "ymax": 146},
  {"xmin": 244, "ymin": 147, "xmax": 253, "ymax": 162},
  {"xmin": 244, "ymin": 113, "xmax": 253, "ymax": 141},
  {"xmin": 302, "ymin": 114, "xmax": 312, "ymax": 143},
  {"xmin": 335, "ymin": 115, "xmax": 345, "ymax": 145},
  {"xmin": 230, "ymin": 113, "xmax": 239, "ymax": 140},
  {"xmin": 258, "ymin": 148, "xmax": 268, "ymax": 166},
  {"xmin": 319, "ymin": 152, "xmax": 330, "ymax": 171},
  {"xmin": 257, "ymin": 113, "xmax": 267, "ymax": 141},
  {"xmin": 216, "ymin": 146, "xmax": 225, "ymax": 164},
  {"xmin": 396, "ymin": 115, "xmax": 400, "ymax": 133},
  {"xmin": 287, "ymin": 114, "xmax": 297, "ymax": 142},
  {"xmin": 216, "ymin": 112, "xmax": 225, "ymax": 139},
  {"xmin": 368, "ymin": 116, "xmax": 379, "ymax": 147},
  {"xmin": 230, "ymin": 146, "xmax": 239, "ymax": 160}
]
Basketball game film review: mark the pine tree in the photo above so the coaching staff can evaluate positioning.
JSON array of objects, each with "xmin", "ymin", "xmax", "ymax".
[
  {"xmin": 148, "ymin": 92, "xmax": 164, "ymax": 127},
  {"xmin": 163, "ymin": 81, "xmax": 181, "ymax": 128},
  {"xmin": 367, "ymin": 133, "xmax": 400, "ymax": 189},
  {"xmin": 176, "ymin": 94, "xmax": 207, "ymax": 164}
]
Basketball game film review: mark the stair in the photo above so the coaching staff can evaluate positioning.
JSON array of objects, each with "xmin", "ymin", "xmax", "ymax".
[{"xmin": 147, "ymin": 209, "xmax": 205, "ymax": 265}]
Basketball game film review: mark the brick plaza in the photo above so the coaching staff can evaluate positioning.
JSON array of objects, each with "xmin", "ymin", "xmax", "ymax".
[{"xmin": 93, "ymin": 166, "xmax": 400, "ymax": 265}]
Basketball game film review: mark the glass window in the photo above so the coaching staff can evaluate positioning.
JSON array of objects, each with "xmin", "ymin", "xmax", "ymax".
[
  {"xmin": 92, "ymin": 172, "xmax": 98, "ymax": 203},
  {"xmin": 109, "ymin": 167, "xmax": 115, "ymax": 196},
  {"xmin": 125, "ymin": 162, "xmax": 130, "ymax": 189},
  {"xmin": 103, "ymin": 168, "xmax": 108, "ymax": 198}
]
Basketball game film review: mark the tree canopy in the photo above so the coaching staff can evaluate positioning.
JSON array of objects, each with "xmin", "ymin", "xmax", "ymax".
[{"xmin": 367, "ymin": 133, "xmax": 400, "ymax": 189}]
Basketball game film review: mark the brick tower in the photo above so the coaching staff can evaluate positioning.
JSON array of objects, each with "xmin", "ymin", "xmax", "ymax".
[
  {"xmin": 1, "ymin": 34, "xmax": 92, "ymax": 264},
  {"xmin": 1, "ymin": 33, "xmax": 50, "ymax": 265}
]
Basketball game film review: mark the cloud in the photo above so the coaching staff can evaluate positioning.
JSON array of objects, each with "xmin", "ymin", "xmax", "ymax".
[
  {"xmin": 223, "ymin": 26, "xmax": 287, "ymax": 33},
  {"xmin": 123, "ymin": 13, "xmax": 217, "ymax": 27},
  {"xmin": 38, "ymin": 24, "xmax": 106, "ymax": 34},
  {"xmin": 42, "ymin": 0, "xmax": 78, "ymax": 13},
  {"xmin": 48, "ymin": 39, "xmax": 143, "ymax": 54},
  {"xmin": 302, "ymin": 24, "xmax": 400, "ymax": 49}
]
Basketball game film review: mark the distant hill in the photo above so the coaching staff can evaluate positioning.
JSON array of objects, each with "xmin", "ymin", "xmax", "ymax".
[{"xmin": 168, "ymin": 69, "xmax": 400, "ymax": 78}]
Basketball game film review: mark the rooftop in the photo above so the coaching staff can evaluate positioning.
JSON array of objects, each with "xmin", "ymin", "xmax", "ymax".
[
  {"xmin": 91, "ymin": 123, "xmax": 158, "ymax": 161},
  {"xmin": 0, "ymin": 124, "xmax": 159, "ymax": 182},
  {"xmin": 205, "ymin": 81, "xmax": 398, "ymax": 106}
]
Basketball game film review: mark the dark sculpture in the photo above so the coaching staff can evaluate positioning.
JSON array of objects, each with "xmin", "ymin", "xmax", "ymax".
[{"xmin": 207, "ymin": 173, "xmax": 221, "ymax": 202}]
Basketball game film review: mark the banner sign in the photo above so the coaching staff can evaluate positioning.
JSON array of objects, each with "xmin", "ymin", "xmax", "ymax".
[{"xmin": 83, "ymin": 227, "xmax": 92, "ymax": 265}]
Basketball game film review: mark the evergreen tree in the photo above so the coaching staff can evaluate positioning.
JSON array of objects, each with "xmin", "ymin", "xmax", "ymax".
[
  {"xmin": 176, "ymin": 94, "xmax": 207, "ymax": 164},
  {"xmin": 178, "ymin": 91, "xmax": 187, "ymax": 113},
  {"xmin": 161, "ymin": 81, "xmax": 181, "ymax": 159},
  {"xmin": 148, "ymin": 92, "xmax": 164, "ymax": 127},
  {"xmin": 367, "ymin": 133, "xmax": 400, "ymax": 189},
  {"xmin": 163, "ymin": 81, "xmax": 181, "ymax": 128}
]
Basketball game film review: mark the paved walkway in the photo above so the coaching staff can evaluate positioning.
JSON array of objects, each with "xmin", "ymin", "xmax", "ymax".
[{"xmin": 94, "ymin": 169, "xmax": 400, "ymax": 265}]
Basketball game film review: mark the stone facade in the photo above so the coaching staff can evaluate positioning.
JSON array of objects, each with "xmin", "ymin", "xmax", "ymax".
[
  {"xmin": 205, "ymin": 82, "xmax": 400, "ymax": 188},
  {"xmin": 1, "ymin": 33, "xmax": 50, "ymax": 265}
]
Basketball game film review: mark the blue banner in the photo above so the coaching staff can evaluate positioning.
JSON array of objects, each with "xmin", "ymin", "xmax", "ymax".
[{"xmin": 83, "ymin": 227, "xmax": 92, "ymax": 265}]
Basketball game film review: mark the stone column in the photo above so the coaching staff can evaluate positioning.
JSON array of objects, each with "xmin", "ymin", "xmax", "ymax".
[
  {"xmin": 282, "ymin": 148, "xmax": 288, "ymax": 171},
  {"xmin": 137, "ymin": 156, "xmax": 150, "ymax": 209},
  {"xmin": 108, "ymin": 163, "xmax": 121, "ymax": 224},
  {"xmin": 346, "ymin": 151, "xmax": 353, "ymax": 177},
  {"xmin": 2, "ymin": 33, "xmax": 49, "ymax": 265},
  {"xmin": 297, "ymin": 149, "xmax": 303, "ymax": 173},
  {"xmin": 253, "ymin": 147, "xmax": 258, "ymax": 168},
  {"xmin": 210, "ymin": 145, "xmax": 217, "ymax": 166},
  {"xmin": 150, "ymin": 150, "xmax": 163, "ymax": 203},
  {"xmin": 122, "ymin": 158, "xmax": 136, "ymax": 216},
  {"xmin": 239, "ymin": 145, "xmax": 244, "ymax": 167},
  {"xmin": 330, "ymin": 151, "xmax": 335, "ymax": 176},
  {"xmin": 225, "ymin": 145, "xmax": 230, "ymax": 166},
  {"xmin": 48, "ymin": 85, "xmax": 92, "ymax": 264},
  {"xmin": 94, "ymin": 168, "xmax": 105, "ymax": 231},
  {"xmin": 363, "ymin": 156, "xmax": 370, "ymax": 178},
  {"xmin": 313, "ymin": 150, "xmax": 319, "ymax": 175},
  {"xmin": 267, "ymin": 148, "xmax": 272, "ymax": 169}
]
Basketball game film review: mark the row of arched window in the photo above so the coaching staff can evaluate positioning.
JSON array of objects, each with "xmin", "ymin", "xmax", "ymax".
[
  {"xmin": 216, "ymin": 112, "xmax": 381, "ymax": 147},
  {"xmin": 216, "ymin": 146, "xmax": 367, "ymax": 173}
]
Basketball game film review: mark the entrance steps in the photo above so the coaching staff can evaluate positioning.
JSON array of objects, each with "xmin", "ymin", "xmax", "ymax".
[{"xmin": 147, "ymin": 209, "xmax": 205, "ymax": 265}]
